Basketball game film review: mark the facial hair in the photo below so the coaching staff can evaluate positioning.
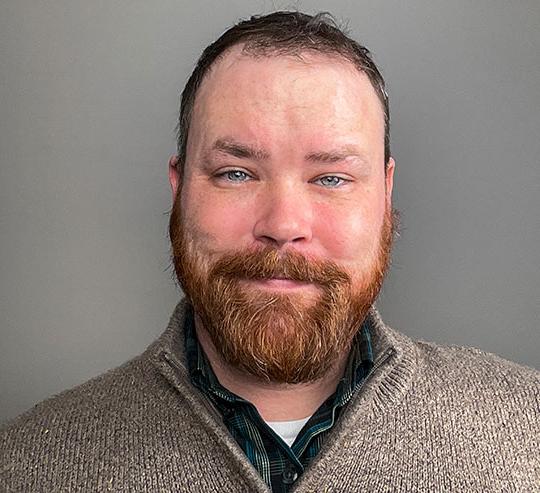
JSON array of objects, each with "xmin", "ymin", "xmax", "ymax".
[{"xmin": 170, "ymin": 199, "xmax": 396, "ymax": 384}]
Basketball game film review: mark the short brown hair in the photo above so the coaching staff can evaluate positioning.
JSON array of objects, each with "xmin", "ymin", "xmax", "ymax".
[{"xmin": 177, "ymin": 11, "xmax": 390, "ymax": 169}]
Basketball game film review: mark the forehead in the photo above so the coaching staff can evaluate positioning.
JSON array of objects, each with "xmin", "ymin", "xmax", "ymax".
[{"xmin": 187, "ymin": 46, "xmax": 385, "ymax": 159}]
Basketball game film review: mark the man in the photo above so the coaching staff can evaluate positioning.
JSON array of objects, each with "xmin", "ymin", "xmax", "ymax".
[{"xmin": 1, "ymin": 11, "xmax": 538, "ymax": 492}]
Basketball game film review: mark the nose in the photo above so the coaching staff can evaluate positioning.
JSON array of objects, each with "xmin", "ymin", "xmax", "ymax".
[{"xmin": 252, "ymin": 184, "xmax": 313, "ymax": 249}]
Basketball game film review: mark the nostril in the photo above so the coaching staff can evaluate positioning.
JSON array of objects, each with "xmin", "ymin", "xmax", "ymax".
[
  {"xmin": 258, "ymin": 235, "xmax": 283, "ymax": 248},
  {"xmin": 252, "ymin": 200, "xmax": 313, "ymax": 246}
]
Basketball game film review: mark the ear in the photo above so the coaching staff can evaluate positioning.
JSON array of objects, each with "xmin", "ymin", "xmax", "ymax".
[
  {"xmin": 168, "ymin": 155, "xmax": 182, "ymax": 201},
  {"xmin": 384, "ymin": 157, "xmax": 395, "ymax": 204}
]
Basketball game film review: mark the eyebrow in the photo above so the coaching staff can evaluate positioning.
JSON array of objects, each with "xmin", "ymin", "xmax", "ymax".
[
  {"xmin": 210, "ymin": 138, "xmax": 270, "ymax": 161},
  {"xmin": 208, "ymin": 138, "xmax": 368, "ymax": 166},
  {"xmin": 305, "ymin": 147, "xmax": 368, "ymax": 165}
]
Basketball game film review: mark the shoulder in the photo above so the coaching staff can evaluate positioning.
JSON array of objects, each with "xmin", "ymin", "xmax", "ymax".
[
  {"xmin": 416, "ymin": 337, "xmax": 538, "ymax": 381},
  {"xmin": 0, "ymin": 302, "xmax": 200, "ymax": 490},
  {"xmin": 0, "ymin": 354, "xmax": 163, "ymax": 486},
  {"xmin": 0, "ymin": 306, "xmax": 188, "ymax": 441},
  {"xmin": 412, "ymin": 337, "xmax": 539, "ymax": 414},
  {"xmin": 1, "ymin": 354, "xmax": 141, "ymax": 433}
]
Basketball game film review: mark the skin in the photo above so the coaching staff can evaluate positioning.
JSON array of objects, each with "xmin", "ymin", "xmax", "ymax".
[{"xmin": 168, "ymin": 46, "xmax": 395, "ymax": 421}]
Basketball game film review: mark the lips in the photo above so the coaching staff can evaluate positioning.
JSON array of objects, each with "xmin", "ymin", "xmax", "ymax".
[{"xmin": 247, "ymin": 277, "xmax": 314, "ymax": 290}]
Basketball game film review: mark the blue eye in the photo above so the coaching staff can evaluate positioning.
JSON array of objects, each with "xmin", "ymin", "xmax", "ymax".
[
  {"xmin": 221, "ymin": 170, "xmax": 251, "ymax": 182},
  {"xmin": 316, "ymin": 176, "xmax": 348, "ymax": 188}
]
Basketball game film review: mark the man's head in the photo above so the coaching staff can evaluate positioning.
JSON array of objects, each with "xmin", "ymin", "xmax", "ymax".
[{"xmin": 169, "ymin": 11, "xmax": 398, "ymax": 384}]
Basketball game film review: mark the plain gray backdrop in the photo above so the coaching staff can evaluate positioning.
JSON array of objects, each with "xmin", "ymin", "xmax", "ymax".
[{"xmin": 1, "ymin": 0, "xmax": 539, "ymax": 423}]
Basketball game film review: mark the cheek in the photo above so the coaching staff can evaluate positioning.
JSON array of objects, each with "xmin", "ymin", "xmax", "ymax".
[
  {"xmin": 312, "ymin": 198, "xmax": 384, "ymax": 264},
  {"xmin": 182, "ymin": 185, "xmax": 255, "ymax": 253}
]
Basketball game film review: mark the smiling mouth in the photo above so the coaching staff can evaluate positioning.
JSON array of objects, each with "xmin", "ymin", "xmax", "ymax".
[{"xmin": 245, "ymin": 277, "xmax": 315, "ymax": 290}]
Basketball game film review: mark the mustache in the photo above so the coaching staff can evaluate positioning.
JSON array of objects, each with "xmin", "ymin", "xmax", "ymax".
[{"xmin": 209, "ymin": 246, "xmax": 351, "ymax": 287}]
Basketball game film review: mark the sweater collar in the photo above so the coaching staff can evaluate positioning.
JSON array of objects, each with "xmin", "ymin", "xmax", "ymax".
[
  {"xmin": 145, "ymin": 298, "xmax": 418, "ymax": 492},
  {"xmin": 147, "ymin": 297, "xmax": 418, "ymax": 412}
]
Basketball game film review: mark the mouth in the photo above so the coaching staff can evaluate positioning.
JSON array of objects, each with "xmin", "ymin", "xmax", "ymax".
[
  {"xmin": 256, "ymin": 277, "xmax": 306, "ymax": 287},
  {"xmin": 242, "ymin": 277, "xmax": 319, "ymax": 293}
]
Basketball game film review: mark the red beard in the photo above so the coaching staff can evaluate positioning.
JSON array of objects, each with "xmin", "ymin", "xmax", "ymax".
[{"xmin": 170, "ymin": 201, "xmax": 397, "ymax": 384}]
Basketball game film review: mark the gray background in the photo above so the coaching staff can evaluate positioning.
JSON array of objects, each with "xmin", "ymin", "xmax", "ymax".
[{"xmin": 1, "ymin": 0, "xmax": 538, "ymax": 423}]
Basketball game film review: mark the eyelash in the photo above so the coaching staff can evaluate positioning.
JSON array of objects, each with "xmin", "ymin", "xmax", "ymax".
[
  {"xmin": 315, "ymin": 176, "xmax": 349, "ymax": 188},
  {"xmin": 214, "ymin": 170, "xmax": 351, "ymax": 188},
  {"xmin": 217, "ymin": 170, "xmax": 252, "ymax": 183}
]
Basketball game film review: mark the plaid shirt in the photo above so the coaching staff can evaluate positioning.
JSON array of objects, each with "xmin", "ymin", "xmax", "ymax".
[{"xmin": 184, "ymin": 305, "xmax": 374, "ymax": 493}]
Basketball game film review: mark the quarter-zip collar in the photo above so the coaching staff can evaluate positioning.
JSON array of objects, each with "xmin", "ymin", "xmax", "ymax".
[{"xmin": 145, "ymin": 299, "xmax": 418, "ymax": 492}]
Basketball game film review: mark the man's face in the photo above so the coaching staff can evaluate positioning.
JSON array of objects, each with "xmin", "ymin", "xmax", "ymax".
[{"xmin": 169, "ymin": 48, "xmax": 396, "ymax": 383}]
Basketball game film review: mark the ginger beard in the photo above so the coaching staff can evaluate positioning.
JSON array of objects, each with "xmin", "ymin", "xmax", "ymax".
[{"xmin": 170, "ymin": 198, "xmax": 397, "ymax": 384}]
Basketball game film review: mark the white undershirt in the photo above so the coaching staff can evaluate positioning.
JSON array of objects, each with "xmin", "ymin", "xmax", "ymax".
[{"xmin": 265, "ymin": 416, "xmax": 311, "ymax": 447}]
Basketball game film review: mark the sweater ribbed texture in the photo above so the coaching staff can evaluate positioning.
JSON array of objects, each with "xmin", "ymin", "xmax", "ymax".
[{"xmin": 1, "ymin": 300, "xmax": 539, "ymax": 492}]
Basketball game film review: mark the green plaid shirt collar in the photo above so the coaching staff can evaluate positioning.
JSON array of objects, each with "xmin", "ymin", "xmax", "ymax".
[{"xmin": 184, "ymin": 304, "xmax": 374, "ymax": 493}]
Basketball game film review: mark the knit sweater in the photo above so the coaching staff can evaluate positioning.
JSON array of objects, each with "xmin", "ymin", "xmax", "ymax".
[{"xmin": 1, "ymin": 300, "xmax": 539, "ymax": 492}]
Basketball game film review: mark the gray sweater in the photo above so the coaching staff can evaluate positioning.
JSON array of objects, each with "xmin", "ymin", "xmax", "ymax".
[{"xmin": 1, "ymin": 300, "xmax": 539, "ymax": 492}]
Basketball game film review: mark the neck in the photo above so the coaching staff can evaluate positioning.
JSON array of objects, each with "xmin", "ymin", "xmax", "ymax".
[{"xmin": 194, "ymin": 315, "xmax": 350, "ymax": 422}]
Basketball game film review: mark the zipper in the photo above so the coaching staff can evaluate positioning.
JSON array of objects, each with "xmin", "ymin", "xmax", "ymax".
[
  {"xmin": 161, "ymin": 350, "xmax": 192, "ymax": 382},
  {"xmin": 369, "ymin": 346, "xmax": 396, "ymax": 376},
  {"xmin": 161, "ymin": 350, "xmax": 184, "ymax": 372},
  {"xmin": 351, "ymin": 346, "xmax": 396, "ymax": 399}
]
